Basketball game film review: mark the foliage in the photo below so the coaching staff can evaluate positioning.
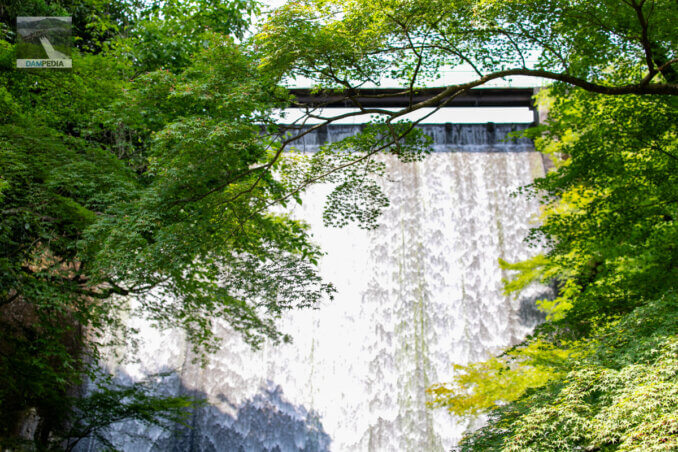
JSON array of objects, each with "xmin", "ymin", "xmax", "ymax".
[
  {"xmin": 1, "ymin": 0, "xmax": 677, "ymax": 449},
  {"xmin": 0, "ymin": 0, "xmax": 340, "ymax": 447},
  {"xmin": 429, "ymin": 89, "xmax": 678, "ymax": 450},
  {"xmin": 255, "ymin": 3, "xmax": 678, "ymax": 449},
  {"xmin": 111, "ymin": 0, "xmax": 260, "ymax": 73},
  {"xmin": 456, "ymin": 292, "xmax": 678, "ymax": 451},
  {"xmin": 258, "ymin": 0, "xmax": 677, "ymax": 96},
  {"xmin": 428, "ymin": 339, "xmax": 575, "ymax": 416},
  {"xmin": 1, "ymin": 0, "xmax": 428, "ymax": 444},
  {"xmin": 60, "ymin": 375, "xmax": 198, "ymax": 452}
]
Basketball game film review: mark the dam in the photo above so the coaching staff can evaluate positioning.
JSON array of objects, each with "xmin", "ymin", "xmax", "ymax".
[{"xmin": 84, "ymin": 121, "xmax": 551, "ymax": 451}]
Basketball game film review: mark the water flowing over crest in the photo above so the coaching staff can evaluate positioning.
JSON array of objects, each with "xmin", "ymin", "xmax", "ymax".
[{"xmin": 83, "ymin": 124, "xmax": 552, "ymax": 452}]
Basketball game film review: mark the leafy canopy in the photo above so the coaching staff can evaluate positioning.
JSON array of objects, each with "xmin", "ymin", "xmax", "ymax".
[
  {"xmin": 1, "ymin": 0, "xmax": 677, "ymax": 448},
  {"xmin": 430, "ymin": 87, "xmax": 678, "ymax": 451},
  {"xmin": 0, "ymin": 0, "xmax": 341, "ymax": 447},
  {"xmin": 256, "ymin": 1, "xmax": 678, "ymax": 450}
]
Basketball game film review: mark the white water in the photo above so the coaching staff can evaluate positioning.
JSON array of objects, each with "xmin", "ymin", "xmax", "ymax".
[{"xmin": 86, "ymin": 125, "xmax": 550, "ymax": 452}]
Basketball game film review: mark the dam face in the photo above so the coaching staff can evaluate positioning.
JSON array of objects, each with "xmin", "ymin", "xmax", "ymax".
[{"xmin": 83, "ymin": 124, "xmax": 550, "ymax": 452}]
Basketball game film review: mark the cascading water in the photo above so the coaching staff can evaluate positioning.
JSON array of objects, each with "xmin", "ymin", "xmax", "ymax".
[{"xmin": 83, "ymin": 124, "xmax": 551, "ymax": 452}]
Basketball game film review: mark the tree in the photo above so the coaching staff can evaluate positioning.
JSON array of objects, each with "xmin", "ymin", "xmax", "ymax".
[
  {"xmin": 258, "ymin": 0, "xmax": 677, "ymax": 101},
  {"xmin": 238, "ymin": 0, "xmax": 678, "ymax": 226},
  {"xmin": 429, "ymin": 88, "xmax": 678, "ymax": 451},
  {"xmin": 254, "ymin": 1, "xmax": 678, "ymax": 449},
  {"xmin": 0, "ymin": 0, "xmax": 336, "ymax": 446},
  {"xmin": 2, "ymin": 0, "xmax": 676, "ymax": 448}
]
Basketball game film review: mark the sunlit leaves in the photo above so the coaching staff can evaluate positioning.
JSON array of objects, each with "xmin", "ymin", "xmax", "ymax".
[
  {"xmin": 432, "ymin": 88, "xmax": 678, "ymax": 450},
  {"xmin": 0, "ymin": 0, "xmax": 329, "ymax": 445},
  {"xmin": 257, "ymin": 0, "xmax": 678, "ymax": 91}
]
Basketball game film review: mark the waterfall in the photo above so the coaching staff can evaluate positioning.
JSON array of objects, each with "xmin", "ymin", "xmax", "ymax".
[{"xmin": 84, "ymin": 124, "xmax": 550, "ymax": 452}]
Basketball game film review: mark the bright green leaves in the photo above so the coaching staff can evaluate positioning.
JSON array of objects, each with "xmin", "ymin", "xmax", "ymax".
[
  {"xmin": 257, "ymin": 0, "xmax": 678, "ymax": 91},
  {"xmin": 432, "ymin": 87, "xmax": 678, "ymax": 450},
  {"xmin": 428, "ymin": 336, "xmax": 579, "ymax": 416},
  {"xmin": 529, "ymin": 91, "xmax": 678, "ymax": 328},
  {"xmin": 428, "ymin": 356, "xmax": 557, "ymax": 417},
  {"xmin": 0, "ymin": 0, "xmax": 332, "ymax": 445},
  {"xmin": 108, "ymin": 0, "xmax": 259, "ymax": 73},
  {"xmin": 499, "ymin": 254, "xmax": 549, "ymax": 295},
  {"xmin": 257, "ymin": 0, "xmax": 390, "ymax": 85},
  {"xmin": 460, "ymin": 293, "xmax": 678, "ymax": 452}
]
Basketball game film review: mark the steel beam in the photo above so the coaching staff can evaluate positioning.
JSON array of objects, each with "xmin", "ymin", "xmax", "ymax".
[{"xmin": 288, "ymin": 87, "xmax": 535, "ymax": 109}]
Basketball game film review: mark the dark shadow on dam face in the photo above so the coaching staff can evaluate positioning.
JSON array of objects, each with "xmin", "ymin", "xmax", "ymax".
[
  {"xmin": 78, "ymin": 372, "xmax": 331, "ymax": 452},
  {"xmin": 164, "ymin": 383, "xmax": 331, "ymax": 452},
  {"xmin": 517, "ymin": 284, "xmax": 556, "ymax": 329}
]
